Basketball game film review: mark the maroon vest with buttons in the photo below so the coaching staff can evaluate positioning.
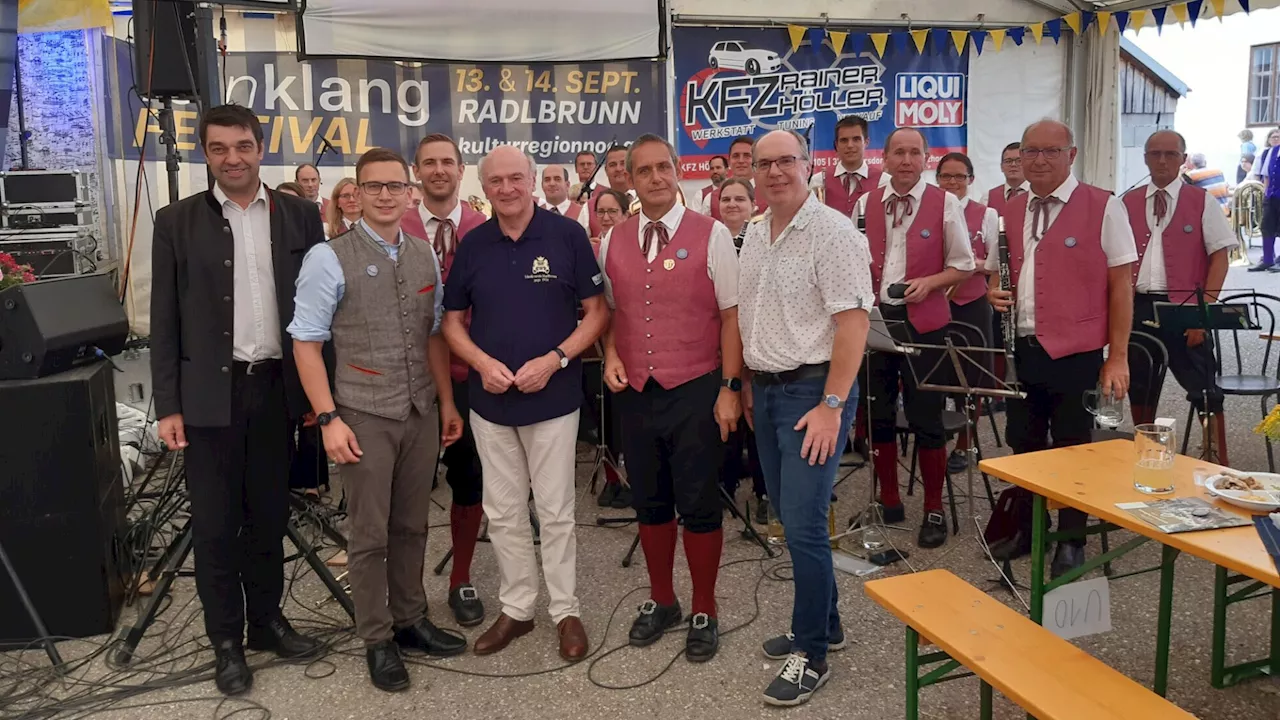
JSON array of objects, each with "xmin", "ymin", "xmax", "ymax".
[
  {"xmin": 986, "ymin": 184, "xmax": 1026, "ymax": 218},
  {"xmin": 865, "ymin": 184, "xmax": 952, "ymax": 333},
  {"xmin": 951, "ymin": 199, "xmax": 991, "ymax": 305},
  {"xmin": 823, "ymin": 165, "xmax": 883, "ymax": 217},
  {"xmin": 1006, "ymin": 183, "xmax": 1112, "ymax": 360},
  {"xmin": 1122, "ymin": 183, "xmax": 1209, "ymax": 304},
  {"xmin": 605, "ymin": 211, "xmax": 721, "ymax": 391}
]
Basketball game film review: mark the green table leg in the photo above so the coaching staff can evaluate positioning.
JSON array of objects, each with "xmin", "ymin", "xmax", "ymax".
[
  {"xmin": 906, "ymin": 626, "xmax": 919, "ymax": 720},
  {"xmin": 1270, "ymin": 587, "xmax": 1279, "ymax": 680},
  {"xmin": 979, "ymin": 680, "xmax": 993, "ymax": 720},
  {"xmin": 1154, "ymin": 545, "xmax": 1180, "ymax": 697},
  {"xmin": 1211, "ymin": 566, "xmax": 1228, "ymax": 688},
  {"xmin": 1030, "ymin": 494, "xmax": 1047, "ymax": 624}
]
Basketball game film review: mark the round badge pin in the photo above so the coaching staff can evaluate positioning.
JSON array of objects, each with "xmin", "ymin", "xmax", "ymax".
[
  {"xmin": 1064, "ymin": 237, "xmax": 1077, "ymax": 248},
  {"xmin": 676, "ymin": 248, "xmax": 688, "ymax": 259},
  {"xmin": 366, "ymin": 264, "xmax": 379, "ymax": 277},
  {"xmin": 920, "ymin": 229, "xmax": 932, "ymax": 239},
  {"xmin": 1184, "ymin": 224, "xmax": 1194, "ymax": 233},
  {"xmin": 663, "ymin": 258, "xmax": 676, "ymax": 271}
]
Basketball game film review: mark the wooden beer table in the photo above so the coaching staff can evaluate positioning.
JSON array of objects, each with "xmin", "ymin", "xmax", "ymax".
[{"xmin": 979, "ymin": 440, "xmax": 1279, "ymax": 696}]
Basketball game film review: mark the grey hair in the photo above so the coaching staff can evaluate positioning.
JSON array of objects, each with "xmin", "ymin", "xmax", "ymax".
[
  {"xmin": 751, "ymin": 129, "xmax": 811, "ymax": 163},
  {"xmin": 1144, "ymin": 129, "xmax": 1187, "ymax": 154},
  {"xmin": 1022, "ymin": 118, "xmax": 1075, "ymax": 147},
  {"xmin": 1190, "ymin": 152, "xmax": 1207, "ymax": 169},
  {"xmin": 478, "ymin": 145, "xmax": 538, "ymax": 181},
  {"xmin": 625, "ymin": 133, "xmax": 679, "ymax": 174}
]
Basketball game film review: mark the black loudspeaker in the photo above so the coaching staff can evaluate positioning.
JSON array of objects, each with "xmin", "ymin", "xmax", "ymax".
[
  {"xmin": 0, "ymin": 274, "xmax": 129, "ymax": 380},
  {"xmin": 0, "ymin": 361, "xmax": 126, "ymax": 645},
  {"xmin": 132, "ymin": 0, "xmax": 200, "ymax": 99}
]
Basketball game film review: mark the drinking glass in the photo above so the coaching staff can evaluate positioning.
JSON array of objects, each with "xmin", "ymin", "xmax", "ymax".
[
  {"xmin": 1084, "ymin": 385, "xmax": 1125, "ymax": 428},
  {"xmin": 1134, "ymin": 423, "xmax": 1176, "ymax": 494},
  {"xmin": 860, "ymin": 504, "xmax": 886, "ymax": 551},
  {"xmin": 766, "ymin": 502, "xmax": 786, "ymax": 546}
]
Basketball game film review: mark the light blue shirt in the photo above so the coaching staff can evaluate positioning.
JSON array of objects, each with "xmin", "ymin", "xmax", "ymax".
[{"xmin": 288, "ymin": 219, "xmax": 444, "ymax": 342}]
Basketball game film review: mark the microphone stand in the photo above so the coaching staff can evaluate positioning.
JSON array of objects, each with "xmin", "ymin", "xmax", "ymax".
[
  {"xmin": 575, "ymin": 136, "xmax": 617, "ymax": 205},
  {"xmin": 314, "ymin": 134, "xmax": 340, "ymax": 168}
]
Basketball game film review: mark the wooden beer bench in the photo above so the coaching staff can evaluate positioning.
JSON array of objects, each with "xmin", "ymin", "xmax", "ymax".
[{"xmin": 864, "ymin": 569, "xmax": 1195, "ymax": 720}]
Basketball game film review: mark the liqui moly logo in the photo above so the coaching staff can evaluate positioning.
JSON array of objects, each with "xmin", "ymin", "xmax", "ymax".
[{"xmin": 894, "ymin": 73, "xmax": 965, "ymax": 128}]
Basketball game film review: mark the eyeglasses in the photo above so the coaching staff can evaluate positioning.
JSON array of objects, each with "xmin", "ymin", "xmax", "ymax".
[
  {"xmin": 937, "ymin": 173, "xmax": 971, "ymax": 183},
  {"xmin": 1019, "ymin": 147, "xmax": 1071, "ymax": 161},
  {"xmin": 752, "ymin": 155, "xmax": 801, "ymax": 172},
  {"xmin": 359, "ymin": 181, "xmax": 409, "ymax": 196},
  {"xmin": 338, "ymin": 192, "xmax": 358, "ymax": 201},
  {"xmin": 596, "ymin": 207, "xmax": 622, "ymax": 217},
  {"xmin": 1001, "ymin": 158, "xmax": 1022, "ymax": 167}
]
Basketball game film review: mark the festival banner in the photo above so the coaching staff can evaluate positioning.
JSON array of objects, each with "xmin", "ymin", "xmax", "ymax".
[
  {"xmin": 674, "ymin": 26, "xmax": 969, "ymax": 179},
  {"xmin": 102, "ymin": 37, "xmax": 666, "ymax": 166}
]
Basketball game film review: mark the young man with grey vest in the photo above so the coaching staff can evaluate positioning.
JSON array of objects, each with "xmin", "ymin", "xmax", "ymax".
[
  {"xmin": 599, "ymin": 134, "xmax": 742, "ymax": 662},
  {"xmin": 290, "ymin": 147, "xmax": 467, "ymax": 692},
  {"xmin": 1123, "ymin": 130, "xmax": 1234, "ymax": 462},
  {"xmin": 986, "ymin": 120, "xmax": 1136, "ymax": 578}
]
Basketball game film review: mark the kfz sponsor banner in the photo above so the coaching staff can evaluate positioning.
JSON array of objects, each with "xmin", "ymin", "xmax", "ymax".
[
  {"xmin": 673, "ymin": 27, "xmax": 968, "ymax": 179},
  {"xmin": 101, "ymin": 37, "xmax": 666, "ymax": 166}
]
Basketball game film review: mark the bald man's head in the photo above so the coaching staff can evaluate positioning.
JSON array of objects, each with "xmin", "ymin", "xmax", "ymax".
[
  {"xmin": 1020, "ymin": 119, "xmax": 1077, "ymax": 195},
  {"xmin": 542, "ymin": 163, "xmax": 570, "ymax": 205},
  {"xmin": 1144, "ymin": 130, "xmax": 1188, "ymax": 188},
  {"xmin": 480, "ymin": 145, "xmax": 537, "ymax": 219}
]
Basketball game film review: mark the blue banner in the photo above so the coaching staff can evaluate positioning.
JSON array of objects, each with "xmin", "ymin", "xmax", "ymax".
[
  {"xmin": 102, "ymin": 37, "xmax": 666, "ymax": 166},
  {"xmin": 673, "ymin": 27, "xmax": 969, "ymax": 179}
]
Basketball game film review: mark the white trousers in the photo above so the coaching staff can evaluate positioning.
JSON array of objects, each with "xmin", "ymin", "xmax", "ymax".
[{"xmin": 470, "ymin": 409, "xmax": 580, "ymax": 623}]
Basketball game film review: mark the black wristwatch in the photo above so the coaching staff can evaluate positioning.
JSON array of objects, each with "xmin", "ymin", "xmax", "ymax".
[
  {"xmin": 316, "ymin": 411, "xmax": 336, "ymax": 426},
  {"xmin": 721, "ymin": 377, "xmax": 742, "ymax": 392}
]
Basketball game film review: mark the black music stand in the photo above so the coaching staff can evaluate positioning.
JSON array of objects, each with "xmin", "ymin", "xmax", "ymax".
[{"xmin": 1145, "ymin": 291, "xmax": 1257, "ymax": 465}]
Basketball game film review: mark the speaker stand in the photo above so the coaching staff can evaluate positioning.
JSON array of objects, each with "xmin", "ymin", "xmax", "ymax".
[{"xmin": 0, "ymin": 538, "xmax": 62, "ymax": 667}]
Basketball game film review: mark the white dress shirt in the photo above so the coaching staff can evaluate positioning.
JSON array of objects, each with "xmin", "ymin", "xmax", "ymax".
[
  {"xmin": 996, "ymin": 181, "xmax": 1031, "ymax": 201},
  {"xmin": 809, "ymin": 160, "xmax": 891, "ymax": 191},
  {"xmin": 1134, "ymin": 178, "xmax": 1237, "ymax": 294},
  {"xmin": 597, "ymin": 203, "xmax": 739, "ymax": 311},
  {"xmin": 1249, "ymin": 146, "xmax": 1276, "ymax": 182},
  {"xmin": 213, "ymin": 182, "xmax": 281, "ymax": 362},
  {"xmin": 739, "ymin": 194, "xmax": 876, "ymax": 373},
  {"xmin": 959, "ymin": 195, "xmax": 1000, "ymax": 272},
  {"xmin": 854, "ymin": 178, "xmax": 975, "ymax": 305},
  {"xmin": 983, "ymin": 175, "xmax": 1138, "ymax": 336},
  {"xmin": 418, "ymin": 200, "xmax": 463, "ymax": 256}
]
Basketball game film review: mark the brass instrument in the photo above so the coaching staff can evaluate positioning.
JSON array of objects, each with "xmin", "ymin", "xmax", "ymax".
[
  {"xmin": 996, "ymin": 216, "xmax": 1018, "ymax": 384},
  {"xmin": 1231, "ymin": 180, "xmax": 1264, "ymax": 267},
  {"xmin": 467, "ymin": 194, "xmax": 492, "ymax": 218}
]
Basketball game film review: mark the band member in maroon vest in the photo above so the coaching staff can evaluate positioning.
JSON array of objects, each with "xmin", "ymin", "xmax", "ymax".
[
  {"xmin": 600, "ymin": 134, "xmax": 742, "ymax": 661},
  {"xmin": 701, "ymin": 154, "xmax": 728, "ymax": 207},
  {"xmin": 815, "ymin": 115, "xmax": 886, "ymax": 216},
  {"xmin": 1123, "ymin": 130, "xmax": 1234, "ymax": 460},
  {"xmin": 569, "ymin": 150, "xmax": 597, "ymax": 200},
  {"xmin": 540, "ymin": 164, "xmax": 590, "ymax": 231},
  {"xmin": 587, "ymin": 146, "xmax": 636, "ymax": 238},
  {"xmin": 855, "ymin": 128, "xmax": 975, "ymax": 548},
  {"xmin": 399, "ymin": 133, "xmax": 489, "ymax": 627},
  {"xmin": 708, "ymin": 136, "xmax": 768, "ymax": 219},
  {"xmin": 936, "ymin": 152, "xmax": 999, "ymax": 474},
  {"xmin": 986, "ymin": 120, "xmax": 1136, "ymax": 578}
]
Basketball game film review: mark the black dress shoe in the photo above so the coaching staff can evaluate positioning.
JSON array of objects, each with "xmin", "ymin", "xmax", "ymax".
[
  {"xmin": 628, "ymin": 599, "xmax": 683, "ymax": 647},
  {"xmin": 1249, "ymin": 261, "xmax": 1275, "ymax": 272},
  {"xmin": 1050, "ymin": 543, "xmax": 1086, "ymax": 579},
  {"xmin": 611, "ymin": 485, "xmax": 633, "ymax": 509},
  {"xmin": 918, "ymin": 512, "xmax": 948, "ymax": 549},
  {"xmin": 685, "ymin": 613, "xmax": 719, "ymax": 663},
  {"xmin": 1268, "ymin": 265, "xmax": 1280, "ymax": 274},
  {"xmin": 597, "ymin": 482, "xmax": 619, "ymax": 507},
  {"xmin": 393, "ymin": 618, "xmax": 467, "ymax": 657},
  {"xmin": 947, "ymin": 449, "xmax": 969, "ymax": 474},
  {"xmin": 448, "ymin": 584, "xmax": 486, "ymax": 627},
  {"xmin": 213, "ymin": 640, "xmax": 253, "ymax": 696},
  {"xmin": 246, "ymin": 616, "xmax": 322, "ymax": 659},
  {"xmin": 880, "ymin": 503, "xmax": 906, "ymax": 524},
  {"xmin": 366, "ymin": 640, "xmax": 410, "ymax": 692}
]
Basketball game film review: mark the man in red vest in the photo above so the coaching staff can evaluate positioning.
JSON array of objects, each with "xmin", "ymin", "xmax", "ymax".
[
  {"xmin": 399, "ymin": 133, "xmax": 489, "ymax": 628},
  {"xmin": 985, "ymin": 142, "xmax": 1030, "ymax": 217},
  {"xmin": 1123, "ymin": 130, "xmax": 1234, "ymax": 460},
  {"xmin": 694, "ymin": 155, "xmax": 728, "ymax": 213},
  {"xmin": 708, "ymin": 136, "xmax": 767, "ymax": 220},
  {"xmin": 987, "ymin": 120, "xmax": 1136, "ymax": 578},
  {"xmin": 815, "ymin": 116, "xmax": 885, "ymax": 216},
  {"xmin": 569, "ymin": 150, "xmax": 597, "ymax": 200},
  {"xmin": 855, "ymin": 127, "xmax": 975, "ymax": 549},
  {"xmin": 540, "ymin": 164, "xmax": 590, "ymax": 232},
  {"xmin": 599, "ymin": 133, "xmax": 742, "ymax": 662}
]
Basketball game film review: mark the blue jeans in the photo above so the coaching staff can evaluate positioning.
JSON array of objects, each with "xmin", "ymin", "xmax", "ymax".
[{"xmin": 752, "ymin": 375, "xmax": 857, "ymax": 664}]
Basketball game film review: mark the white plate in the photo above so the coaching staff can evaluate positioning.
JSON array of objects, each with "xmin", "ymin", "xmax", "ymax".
[{"xmin": 1205, "ymin": 472, "xmax": 1280, "ymax": 513}]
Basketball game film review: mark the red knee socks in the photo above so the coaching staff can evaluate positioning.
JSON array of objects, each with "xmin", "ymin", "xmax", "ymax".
[
  {"xmin": 638, "ymin": 520, "xmax": 678, "ymax": 606},
  {"xmin": 919, "ymin": 447, "xmax": 947, "ymax": 514},
  {"xmin": 873, "ymin": 442, "xmax": 901, "ymax": 507},
  {"xmin": 682, "ymin": 528, "xmax": 723, "ymax": 618},
  {"xmin": 449, "ymin": 503, "xmax": 485, "ymax": 589}
]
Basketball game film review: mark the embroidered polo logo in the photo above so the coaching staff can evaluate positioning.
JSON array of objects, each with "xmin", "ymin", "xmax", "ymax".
[{"xmin": 532, "ymin": 256, "xmax": 550, "ymax": 275}]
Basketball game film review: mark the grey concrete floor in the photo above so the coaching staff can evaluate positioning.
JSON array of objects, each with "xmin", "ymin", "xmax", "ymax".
[{"xmin": 7, "ymin": 261, "xmax": 1280, "ymax": 719}]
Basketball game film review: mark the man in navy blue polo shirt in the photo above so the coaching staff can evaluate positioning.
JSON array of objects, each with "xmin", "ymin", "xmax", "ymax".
[{"xmin": 442, "ymin": 145, "xmax": 609, "ymax": 662}]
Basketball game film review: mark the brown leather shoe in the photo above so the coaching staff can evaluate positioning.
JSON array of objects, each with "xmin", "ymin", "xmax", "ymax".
[
  {"xmin": 557, "ymin": 616, "xmax": 588, "ymax": 661},
  {"xmin": 473, "ymin": 613, "xmax": 534, "ymax": 655}
]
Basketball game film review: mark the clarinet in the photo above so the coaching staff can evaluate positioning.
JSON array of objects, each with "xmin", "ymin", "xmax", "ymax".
[
  {"xmin": 856, "ymin": 205, "xmax": 866, "ymax": 233},
  {"xmin": 996, "ymin": 216, "xmax": 1018, "ymax": 384}
]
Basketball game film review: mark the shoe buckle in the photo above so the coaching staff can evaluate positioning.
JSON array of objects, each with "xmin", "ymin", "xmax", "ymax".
[
  {"xmin": 691, "ymin": 613, "xmax": 710, "ymax": 630},
  {"xmin": 926, "ymin": 512, "xmax": 944, "ymax": 524},
  {"xmin": 638, "ymin": 600, "xmax": 658, "ymax": 614},
  {"xmin": 459, "ymin": 586, "xmax": 478, "ymax": 601}
]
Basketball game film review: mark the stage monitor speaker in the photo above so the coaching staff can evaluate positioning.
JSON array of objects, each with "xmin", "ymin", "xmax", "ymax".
[
  {"xmin": 0, "ymin": 274, "xmax": 129, "ymax": 380},
  {"xmin": 132, "ymin": 0, "xmax": 201, "ymax": 99},
  {"xmin": 0, "ymin": 361, "xmax": 126, "ymax": 645}
]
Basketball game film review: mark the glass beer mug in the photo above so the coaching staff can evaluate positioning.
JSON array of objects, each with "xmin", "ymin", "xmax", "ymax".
[
  {"xmin": 1084, "ymin": 385, "xmax": 1125, "ymax": 429},
  {"xmin": 1134, "ymin": 423, "xmax": 1176, "ymax": 494}
]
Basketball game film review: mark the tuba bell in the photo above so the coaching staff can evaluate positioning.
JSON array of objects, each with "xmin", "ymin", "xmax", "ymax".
[
  {"xmin": 1231, "ymin": 181, "xmax": 1264, "ymax": 267},
  {"xmin": 467, "ymin": 194, "xmax": 492, "ymax": 218}
]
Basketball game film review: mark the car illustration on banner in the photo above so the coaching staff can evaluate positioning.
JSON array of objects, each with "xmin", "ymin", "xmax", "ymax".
[{"xmin": 708, "ymin": 41, "xmax": 782, "ymax": 75}]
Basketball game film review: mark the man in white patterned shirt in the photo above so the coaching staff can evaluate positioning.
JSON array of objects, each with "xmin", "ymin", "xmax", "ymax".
[{"xmin": 738, "ymin": 129, "xmax": 873, "ymax": 708}]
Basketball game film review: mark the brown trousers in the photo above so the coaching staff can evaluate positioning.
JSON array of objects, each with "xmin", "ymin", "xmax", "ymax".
[{"xmin": 338, "ymin": 404, "xmax": 440, "ymax": 645}]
